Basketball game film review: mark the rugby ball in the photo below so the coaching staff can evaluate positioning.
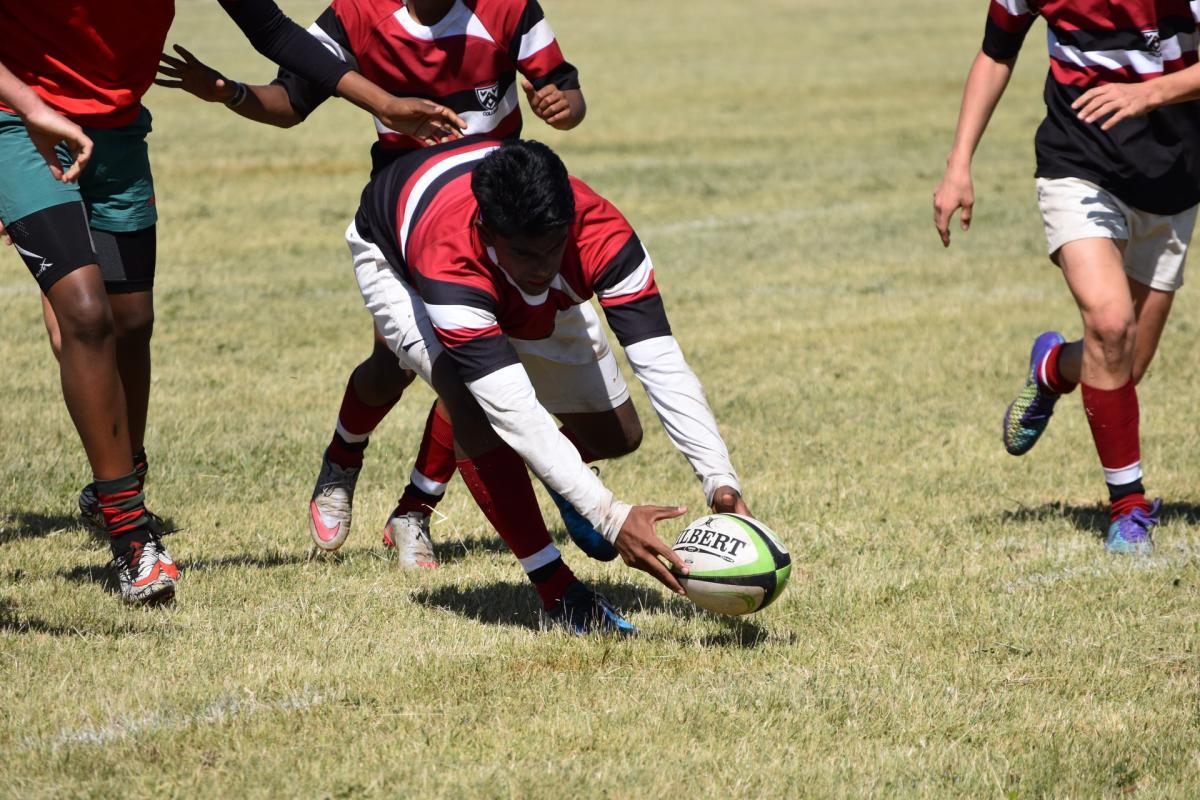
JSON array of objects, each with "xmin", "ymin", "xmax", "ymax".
[{"xmin": 672, "ymin": 513, "xmax": 791, "ymax": 616}]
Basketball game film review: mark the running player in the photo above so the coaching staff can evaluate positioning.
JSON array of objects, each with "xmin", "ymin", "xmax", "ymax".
[
  {"xmin": 933, "ymin": 0, "xmax": 1200, "ymax": 554},
  {"xmin": 156, "ymin": 0, "xmax": 592, "ymax": 566},
  {"xmin": 346, "ymin": 136, "xmax": 748, "ymax": 633},
  {"xmin": 0, "ymin": 0, "xmax": 461, "ymax": 604}
]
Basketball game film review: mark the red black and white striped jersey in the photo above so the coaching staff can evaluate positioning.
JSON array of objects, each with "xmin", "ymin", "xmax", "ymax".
[
  {"xmin": 274, "ymin": 0, "xmax": 578, "ymax": 163},
  {"xmin": 355, "ymin": 136, "xmax": 669, "ymax": 382},
  {"xmin": 983, "ymin": 0, "xmax": 1200, "ymax": 214}
]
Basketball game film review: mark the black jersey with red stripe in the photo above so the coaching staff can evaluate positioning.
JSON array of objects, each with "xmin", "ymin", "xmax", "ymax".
[
  {"xmin": 984, "ymin": 0, "xmax": 1200, "ymax": 214},
  {"xmin": 355, "ymin": 137, "xmax": 669, "ymax": 381},
  {"xmin": 273, "ymin": 0, "xmax": 578, "ymax": 167}
]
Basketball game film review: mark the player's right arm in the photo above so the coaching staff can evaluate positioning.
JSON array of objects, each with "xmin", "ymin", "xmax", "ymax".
[
  {"xmin": 933, "ymin": 0, "xmax": 1034, "ymax": 247},
  {"xmin": 417, "ymin": 273, "xmax": 688, "ymax": 593},
  {"xmin": 0, "ymin": 60, "xmax": 92, "ymax": 182}
]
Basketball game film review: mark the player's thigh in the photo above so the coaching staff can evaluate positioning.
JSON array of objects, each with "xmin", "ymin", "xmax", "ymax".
[
  {"xmin": 557, "ymin": 398, "xmax": 642, "ymax": 459},
  {"xmin": 347, "ymin": 219, "xmax": 440, "ymax": 384},
  {"xmin": 511, "ymin": 302, "xmax": 631, "ymax": 416},
  {"xmin": 1055, "ymin": 238, "xmax": 1135, "ymax": 328}
]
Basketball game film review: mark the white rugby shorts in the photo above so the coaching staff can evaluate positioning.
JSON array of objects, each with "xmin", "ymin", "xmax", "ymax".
[
  {"xmin": 347, "ymin": 219, "xmax": 630, "ymax": 413},
  {"xmin": 1036, "ymin": 176, "xmax": 1198, "ymax": 292}
]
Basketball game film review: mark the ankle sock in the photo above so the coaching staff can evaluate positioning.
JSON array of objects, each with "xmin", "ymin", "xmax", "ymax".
[
  {"xmin": 1038, "ymin": 343, "xmax": 1078, "ymax": 395},
  {"xmin": 95, "ymin": 471, "xmax": 150, "ymax": 558},
  {"xmin": 394, "ymin": 401, "xmax": 455, "ymax": 517}
]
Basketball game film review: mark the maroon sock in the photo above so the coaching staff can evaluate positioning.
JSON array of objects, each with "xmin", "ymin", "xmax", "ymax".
[
  {"xmin": 394, "ymin": 401, "xmax": 456, "ymax": 516},
  {"xmin": 1039, "ymin": 343, "xmax": 1078, "ymax": 395},
  {"xmin": 95, "ymin": 471, "xmax": 150, "ymax": 558},
  {"xmin": 456, "ymin": 444, "xmax": 575, "ymax": 608},
  {"xmin": 1081, "ymin": 381, "xmax": 1148, "ymax": 520},
  {"xmin": 326, "ymin": 376, "xmax": 399, "ymax": 469}
]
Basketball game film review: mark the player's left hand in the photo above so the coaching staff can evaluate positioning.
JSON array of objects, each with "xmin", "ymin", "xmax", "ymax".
[
  {"xmin": 376, "ymin": 97, "xmax": 466, "ymax": 145},
  {"xmin": 156, "ymin": 44, "xmax": 236, "ymax": 104},
  {"xmin": 521, "ymin": 79, "xmax": 579, "ymax": 129},
  {"xmin": 710, "ymin": 485, "xmax": 752, "ymax": 517},
  {"xmin": 21, "ymin": 103, "xmax": 93, "ymax": 183},
  {"xmin": 1072, "ymin": 82, "xmax": 1159, "ymax": 130}
]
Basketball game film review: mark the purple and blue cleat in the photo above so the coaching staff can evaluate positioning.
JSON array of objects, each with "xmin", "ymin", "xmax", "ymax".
[
  {"xmin": 1105, "ymin": 499, "xmax": 1159, "ymax": 556},
  {"xmin": 543, "ymin": 581, "xmax": 636, "ymax": 636},
  {"xmin": 545, "ymin": 485, "xmax": 618, "ymax": 561},
  {"xmin": 1003, "ymin": 331, "xmax": 1066, "ymax": 456}
]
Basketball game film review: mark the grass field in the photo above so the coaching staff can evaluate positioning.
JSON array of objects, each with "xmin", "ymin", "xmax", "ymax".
[{"xmin": 3, "ymin": 0, "xmax": 1200, "ymax": 796}]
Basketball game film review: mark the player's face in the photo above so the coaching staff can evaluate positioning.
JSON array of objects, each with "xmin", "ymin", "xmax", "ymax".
[{"xmin": 482, "ymin": 225, "xmax": 570, "ymax": 295}]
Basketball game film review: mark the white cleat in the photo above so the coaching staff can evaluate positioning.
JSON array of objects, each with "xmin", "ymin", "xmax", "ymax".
[
  {"xmin": 382, "ymin": 511, "xmax": 437, "ymax": 568},
  {"xmin": 115, "ymin": 537, "xmax": 179, "ymax": 605},
  {"xmin": 308, "ymin": 455, "xmax": 360, "ymax": 553}
]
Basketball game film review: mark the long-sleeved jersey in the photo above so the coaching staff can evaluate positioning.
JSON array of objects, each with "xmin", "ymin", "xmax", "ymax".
[{"xmin": 355, "ymin": 136, "xmax": 741, "ymax": 539}]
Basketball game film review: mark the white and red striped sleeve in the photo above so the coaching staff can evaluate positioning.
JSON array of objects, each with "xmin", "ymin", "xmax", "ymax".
[
  {"xmin": 576, "ymin": 187, "xmax": 741, "ymax": 504},
  {"xmin": 506, "ymin": 0, "xmax": 580, "ymax": 90},
  {"xmin": 983, "ymin": 0, "xmax": 1037, "ymax": 61}
]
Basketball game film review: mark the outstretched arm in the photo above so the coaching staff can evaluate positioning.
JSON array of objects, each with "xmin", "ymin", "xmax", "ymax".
[
  {"xmin": 0, "ymin": 60, "xmax": 92, "ymax": 182},
  {"xmin": 933, "ymin": 50, "xmax": 1017, "ymax": 248},
  {"xmin": 157, "ymin": 45, "xmax": 303, "ymax": 128}
]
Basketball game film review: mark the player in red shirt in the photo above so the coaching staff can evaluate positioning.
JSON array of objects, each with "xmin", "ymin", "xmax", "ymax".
[
  {"xmin": 0, "ymin": 0, "xmax": 462, "ymax": 604},
  {"xmin": 933, "ymin": 0, "xmax": 1200, "ymax": 553},
  {"xmin": 156, "ymin": 0, "xmax": 591, "ymax": 566},
  {"xmin": 343, "ymin": 136, "xmax": 749, "ymax": 633}
]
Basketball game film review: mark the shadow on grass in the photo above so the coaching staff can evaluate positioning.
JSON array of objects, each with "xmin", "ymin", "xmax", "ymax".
[
  {"xmin": 0, "ymin": 512, "xmax": 84, "ymax": 546},
  {"xmin": 411, "ymin": 578, "xmax": 776, "ymax": 648},
  {"xmin": 59, "ymin": 550, "xmax": 312, "ymax": 596},
  {"xmin": 0, "ymin": 598, "xmax": 95, "ymax": 637},
  {"xmin": 999, "ymin": 500, "xmax": 1200, "ymax": 537}
]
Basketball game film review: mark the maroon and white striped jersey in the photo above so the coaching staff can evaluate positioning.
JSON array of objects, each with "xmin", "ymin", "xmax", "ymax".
[
  {"xmin": 984, "ymin": 0, "xmax": 1200, "ymax": 214},
  {"xmin": 274, "ymin": 0, "xmax": 577, "ymax": 165},
  {"xmin": 356, "ymin": 136, "xmax": 669, "ymax": 383},
  {"xmin": 354, "ymin": 137, "xmax": 741, "ymax": 525}
]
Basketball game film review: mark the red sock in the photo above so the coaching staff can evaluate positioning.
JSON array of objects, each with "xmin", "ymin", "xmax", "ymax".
[
  {"xmin": 456, "ymin": 444, "xmax": 576, "ymax": 608},
  {"xmin": 1081, "ymin": 381, "xmax": 1148, "ymax": 520},
  {"xmin": 326, "ymin": 376, "xmax": 399, "ymax": 468},
  {"xmin": 394, "ymin": 401, "xmax": 456, "ymax": 515},
  {"xmin": 1039, "ymin": 343, "xmax": 1078, "ymax": 395},
  {"xmin": 560, "ymin": 426, "xmax": 599, "ymax": 464}
]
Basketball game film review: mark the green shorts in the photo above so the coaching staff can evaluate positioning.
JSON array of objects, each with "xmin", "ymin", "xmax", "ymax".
[{"xmin": 0, "ymin": 107, "xmax": 157, "ymax": 232}]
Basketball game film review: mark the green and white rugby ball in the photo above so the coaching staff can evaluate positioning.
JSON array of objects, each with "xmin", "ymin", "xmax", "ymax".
[{"xmin": 672, "ymin": 513, "xmax": 791, "ymax": 616}]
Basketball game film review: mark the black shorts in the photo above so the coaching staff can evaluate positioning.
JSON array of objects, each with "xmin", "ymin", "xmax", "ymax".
[{"xmin": 7, "ymin": 201, "xmax": 156, "ymax": 294}]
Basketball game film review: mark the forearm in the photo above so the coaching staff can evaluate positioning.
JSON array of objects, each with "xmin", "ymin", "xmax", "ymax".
[
  {"xmin": 946, "ymin": 51, "xmax": 1016, "ymax": 170},
  {"xmin": 233, "ymin": 83, "xmax": 303, "ymax": 127},
  {"xmin": 217, "ymin": 0, "xmax": 351, "ymax": 95},
  {"xmin": 624, "ymin": 335, "xmax": 740, "ymax": 504},
  {"xmin": 466, "ymin": 364, "xmax": 632, "ymax": 541},
  {"xmin": 1144, "ymin": 63, "xmax": 1200, "ymax": 109},
  {"xmin": 0, "ymin": 61, "xmax": 47, "ymax": 118}
]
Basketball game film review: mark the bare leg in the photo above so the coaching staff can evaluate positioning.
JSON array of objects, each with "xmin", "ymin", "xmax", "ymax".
[
  {"xmin": 44, "ymin": 266, "xmax": 133, "ymax": 480},
  {"xmin": 556, "ymin": 399, "xmax": 643, "ymax": 460},
  {"xmin": 350, "ymin": 325, "xmax": 414, "ymax": 406},
  {"xmin": 108, "ymin": 291, "xmax": 154, "ymax": 453}
]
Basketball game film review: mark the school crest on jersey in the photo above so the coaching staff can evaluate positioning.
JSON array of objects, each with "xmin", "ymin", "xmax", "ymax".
[
  {"xmin": 475, "ymin": 83, "xmax": 500, "ymax": 114},
  {"xmin": 1142, "ymin": 29, "xmax": 1161, "ymax": 57}
]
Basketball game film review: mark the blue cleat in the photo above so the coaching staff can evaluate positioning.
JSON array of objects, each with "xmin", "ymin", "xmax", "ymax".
[
  {"xmin": 1003, "ymin": 331, "xmax": 1066, "ymax": 456},
  {"xmin": 543, "ymin": 581, "xmax": 637, "ymax": 636},
  {"xmin": 1105, "ymin": 499, "xmax": 1159, "ymax": 556},
  {"xmin": 545, "ymin": 485, "xmax": 618, "ymax": 561}
]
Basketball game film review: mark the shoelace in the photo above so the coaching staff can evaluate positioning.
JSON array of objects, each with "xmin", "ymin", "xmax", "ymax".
[{"xmin": 1121, "ymin": 501, "xmax": 1162, "ymax": 534}]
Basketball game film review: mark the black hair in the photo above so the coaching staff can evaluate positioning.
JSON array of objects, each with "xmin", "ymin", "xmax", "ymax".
[{"xmin": 471, "ymin": 139, "xmax": 575, "ymax": 238}]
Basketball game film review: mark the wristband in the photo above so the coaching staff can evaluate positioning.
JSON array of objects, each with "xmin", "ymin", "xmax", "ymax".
[{"xmin": 224, "ymin": 81, "xmax": 248, "ymax": 109}]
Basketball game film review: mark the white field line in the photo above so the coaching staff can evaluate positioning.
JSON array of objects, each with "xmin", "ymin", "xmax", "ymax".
[{"xmin": 22, "ymin": 689, "xmax": 325, "ymax": 751}]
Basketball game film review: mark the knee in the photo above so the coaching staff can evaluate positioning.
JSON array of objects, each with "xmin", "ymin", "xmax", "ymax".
[
  {"xmin": 1085, "ymin": 311, "xmax": 1136, "ymax": 363},
  {"xmin": 616, "ymin": 417, "xmax": 643, "ymax": 456},
  {"xmin": 55, "ymin": 293, "xmax": 115, "ymax": 348},
  {"xmin": 360, "ymin": 345, "xmax": 413, "ymax": 397},
  {"xmin": 114, "ymin": 303, "xmax": 154, "ymax": 344}
]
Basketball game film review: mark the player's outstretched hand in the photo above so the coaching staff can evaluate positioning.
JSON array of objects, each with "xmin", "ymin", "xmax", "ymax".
[
  {"xmin": 1072, "ymin": 82, "xmax": 1157, "ymax": 131},
  {"xmin": 615, "ymin": 504, "xmax": 689, "ymax": 595},
  {"xmin": 711, "ymin": 485, "xmax": 752, "ymax": 517},
  {"xmin": 376, "ymin": 97, "xmax": 465, "ymax": 146},
  {"xmin": 933, "ymin": 166, "xmax": 974, "ymax": 248},
  {"xmin": 156, "ymin": 44, "xmax": 236, "ymax": 104},
  {"xmin": 21, "ymin": 103, "xmax": 92, "ymax": 182}
]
